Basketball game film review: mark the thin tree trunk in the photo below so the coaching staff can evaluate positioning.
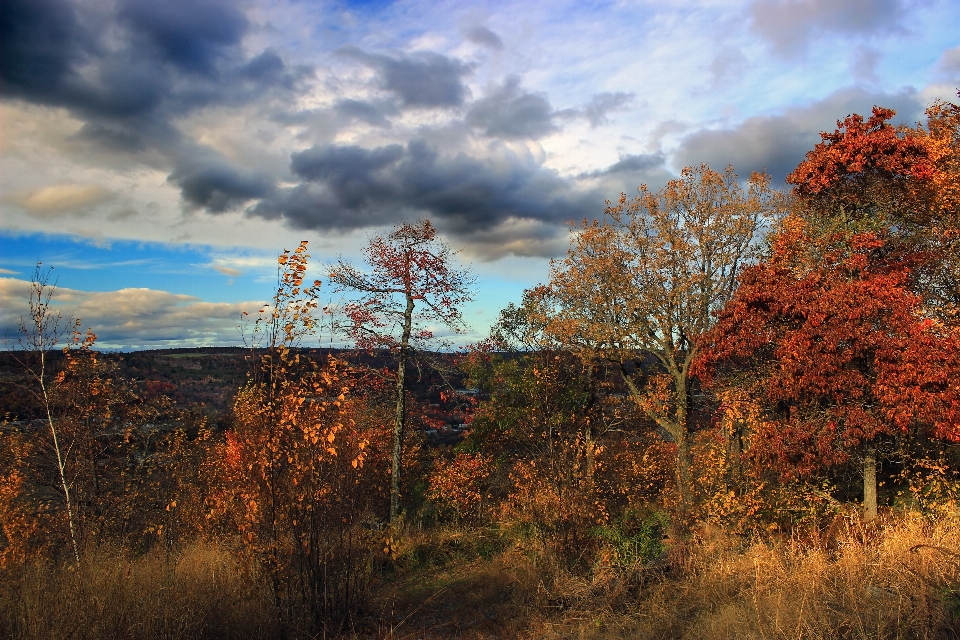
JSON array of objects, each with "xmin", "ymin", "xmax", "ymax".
[
  {"xmin": 863, "ymin": 447, "xmax": 878, "ymax": 522},
  {"xmin": 619, "ymin": 360, "xmax": 695, "ymax": 522},
  {"xmin": 583, "ymin": 422, "xmax": 595, "ymax": 487},
  {"xmin": 39, "ymin": 350, "xmax": 80, "ymax": 565},
  {"xmin": 390, "ymin": 288, "xmax": 415, "ymax": 523},
  {"xmin": 582, "ymin": 365, "xmax": 596, "ymax": 487},
  {"xmin": 673, "ymin": 376, "xmax": 693, "ymax": 523}
]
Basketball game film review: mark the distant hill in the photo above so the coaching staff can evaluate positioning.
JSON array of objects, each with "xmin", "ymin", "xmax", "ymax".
[{"xmin": 0, "ymin": 347, "xmax": 468, "ymax": 429}]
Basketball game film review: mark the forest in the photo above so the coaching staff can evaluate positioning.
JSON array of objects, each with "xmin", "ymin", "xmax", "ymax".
[{"xmin": 1, "ymin": 97, "xmax": 959, "ymax": 639}]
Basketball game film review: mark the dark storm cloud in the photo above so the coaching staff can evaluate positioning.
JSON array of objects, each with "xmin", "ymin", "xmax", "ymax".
[
  {"xmin": 339, "ymin": 46, "xmax": 472, "ymax": 107},
  {"xmin": 466, "ymin": 76, "xmax": 556, "ymax": 139},
  {"xmin": 168, "ymin": 146, "xmax": 275, "ymax": 213},
  {"xmin": 464, "ymin": 26, "xmax": 504, "ymax": 51},
  {"xmin": 581, "ymin": 153, "xmax": 667, "ymax": 178},
  {"xmin": 118, "ymin": 0, "xmax": 248, "ymax": 77},
  {"xmin": 749, "ymin": 0, "xmax": 909, "ymax": 56},
  {"xmin": 252, "ymin": 139, "xmax": 600, "ymax": 250},
  {"xmin": 1, "ymin": 0, "xmax": 303, "ymax": 147},
  {"xmin": 1, "ymin": 0, "xmax": 312, "ymax": 214},
  {"xmin": 0, "ymin": 0, "xmax": 91, "ymax": 102},
  {"xmin": 672, "ymin": 87, "xmax": 924, "ymax": 184}
]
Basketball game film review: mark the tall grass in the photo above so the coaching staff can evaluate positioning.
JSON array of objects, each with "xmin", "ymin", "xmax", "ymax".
[
  {"xmin": 525, "ymin": 512, "xmax": 960, "ymax": 639},
  {"xmin": 3, "ymin": 513, "xmax": 958, "ymax": 639},
  {"xmin": 0, "ymin": 541, "xmax": 277, "ymax": 640}
]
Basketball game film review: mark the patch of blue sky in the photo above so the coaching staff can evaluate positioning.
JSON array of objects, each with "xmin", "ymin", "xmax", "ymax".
[
  {"xmin": 0, "ymin": 230, "xmax": 525, "ymax": 344},
  {"xmin": 0, "ymin": 231, "xmax": 278, "ymax": 305}
]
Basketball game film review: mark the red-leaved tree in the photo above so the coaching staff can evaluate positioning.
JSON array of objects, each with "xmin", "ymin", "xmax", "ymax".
[
  {"xmin": 329, "ymin": 220, "xmax": 474, "ymax": 522},
  {"xmin": 699, "ymin": 103, "xmax": 960, "ymax": 521},
  {"xmin": 697, "ymin": 217, "xmax": 960, "ymax": 520}
]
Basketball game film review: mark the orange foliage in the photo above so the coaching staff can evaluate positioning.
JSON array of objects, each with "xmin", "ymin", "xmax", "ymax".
[{"xmin": 426, "ymin": 452, "xmax": 494, "ymax": 523}]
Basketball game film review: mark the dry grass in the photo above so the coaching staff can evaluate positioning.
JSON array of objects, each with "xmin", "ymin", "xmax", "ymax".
[
  {"xmin": 0, "ymin": 541, "xmax": 277, "ymax": 640},
  {"xmin": 2, "ymin": 514, "xmax": 958, "ymax": 639},
  {"xmin": 523, "ymin": 512, "xmax": 960, "ymax": 639}
]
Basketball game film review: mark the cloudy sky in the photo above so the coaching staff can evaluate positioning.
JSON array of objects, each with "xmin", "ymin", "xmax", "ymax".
[{"xmin": 1, "ymin": 0, "xmax": 958, "ymax": 349}]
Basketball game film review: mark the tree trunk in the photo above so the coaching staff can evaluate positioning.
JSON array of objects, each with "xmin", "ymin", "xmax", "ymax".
[
  {"xmin": 674, "ymin": 431, "xmax": 693, "ymax": 522},
  {"xmin": 583, "ymin": 421, "xmax": 595, "ymax": 488},
  {"xmin": 582, "ymin": 366, "xmax": 596, "ymax": 487},
  {"xmin": 863, "ymin": 447, "xmax": 878, "ymax": 522},
  {"xmin": 726, "ymin": 420, "xmax": 744, "ymax": 494},
  {"xmin": 390, "ymin": 288, "xmax": 415, "ymax": 524},
  {"xmin": 673, "ymin": 375, "xmax": 693, "ymax": 522},
  {"xmin": 39, "ymin": 350, "xmax": 80, "ymax": 565}
]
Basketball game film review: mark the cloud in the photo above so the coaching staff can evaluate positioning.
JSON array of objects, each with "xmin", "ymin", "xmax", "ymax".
[
  {"xmin": 117, "ymin": 0, "xmax": 249, "ymax": 78},
  {"xmin": 0, "ymin": 277, "xmax": 254, "ymax": 349},
  {"xmin": 579, "ymin": 92, "xmax": 634, "ymax": 127},
  {"xmin": 574, "ymin": 153, "xmax": 675, "ymax": 199},
  {"xmin": 251, "ymin": 138, "xmax": 601, "ymax": 257},
  {"xmin": 452, "ymin": 217, "xmax": 570, "ymax": 261},
  {"xmin": 168, "ymin": 149, "xmax": 275, "ymax": 212},
  {"xmin": 465, "ymin": 79, "xmax": 632, "ymax": 139},
  {"xmin": 464, "ymin": 26, "xmax": 504, "ymax": 51},
  {"xmin": 0, "ymin": 269, "xmax": 19, "ymax": 275},
  {"xmin": 339, "ymin": 46, "xmax": 472, "ymax": 108},
  {"xmin": 671, "ymin": 86, "xmax": 924, "ymax": 183},
  {"xmin": 581, "ymin": 153, "xmax": 667, "ymax": 178},
  {"xmin": 0, "ymin": 0, "xmax": 91, "ymax": 103},
  {"xmin": 749, "ymin": 0, "xmax": 910, "ymax": 56},
  {"xmin": 466, "ymin": 76, "xmax": 556, "ymax": 139},
  {"xmin": 11, "ymin": 184, "xmax": 116, "ymax": 216},
  {"xmin": 213, "ymin": 265, "xmax": 242, "ymax": 277},
  {"xmin": 707, "ymin": 47, "xmax": 750, "ymax": 88},
  {"xmin": 850, "ymin": 46, "xmax": 882, "ymax": 84},
  {"xmin": 0, "ymin": 0, "xmax": 306, "ymax": 182},
  {"xmin": 334, "ymin": 98, "xmax": 395, "ymax": 127},
  {"xmin": 937, "ymin": 45, "xmax": 960, "ymax": 80}
]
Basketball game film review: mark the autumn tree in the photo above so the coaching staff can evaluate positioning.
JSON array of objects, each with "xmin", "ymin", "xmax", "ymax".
[
  {"xmin": 788, "ymin": 102, "xmax": 960, "ymax": 323},
  {"xmin": 329, "ymin": 219, "xmax": 474, "ymax": 523},
  {"xmin": 699, "ymin": 102, "xmax": 960, "ymax": 521},
  {"xmin": 216, "ymin": 241, "xmax": 384, "ymax": 630},
  {"xmin": 918, "ymin": 95, "xmax": 960, "ymax": 326},
  {"xmin": 698, "ymin": 217, "xmax": 960, "ymax": 521},
  {"xmin": 12, "ymin": 264, "xmax": 81, "ymax": 564},
  {"xmin": 537, "ymin": 166, "xmax": 782, "ymax": 517},
  {"xmin": 786, "ymin": 106, "xmax": 937, "ymax": 227}
]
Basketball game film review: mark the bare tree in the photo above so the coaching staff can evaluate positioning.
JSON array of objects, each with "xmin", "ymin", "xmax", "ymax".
[{"xmin": 14, "ymin": 263, "xmax": 81, "ymax": 564}]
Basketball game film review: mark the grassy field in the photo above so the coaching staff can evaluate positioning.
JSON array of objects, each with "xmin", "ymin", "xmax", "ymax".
[{"xmin": 3, "ymin": 511, "xmax": 958, "ymax": 639}]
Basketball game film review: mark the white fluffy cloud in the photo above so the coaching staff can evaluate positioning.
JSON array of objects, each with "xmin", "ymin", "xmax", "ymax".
[{"xmin": 0, "ymin": 277, "xmax": 257, "ymax": 350}]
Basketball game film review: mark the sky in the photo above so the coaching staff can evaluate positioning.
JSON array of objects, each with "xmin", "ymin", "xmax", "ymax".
[{"xmin": 1, "ymin": 0, "xmax": 959, "ymax": 350}]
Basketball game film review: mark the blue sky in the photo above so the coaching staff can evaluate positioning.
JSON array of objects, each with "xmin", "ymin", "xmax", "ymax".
[{"xmin": 2, "ymin": 0, "xmax": 958, "ymax": 349}]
